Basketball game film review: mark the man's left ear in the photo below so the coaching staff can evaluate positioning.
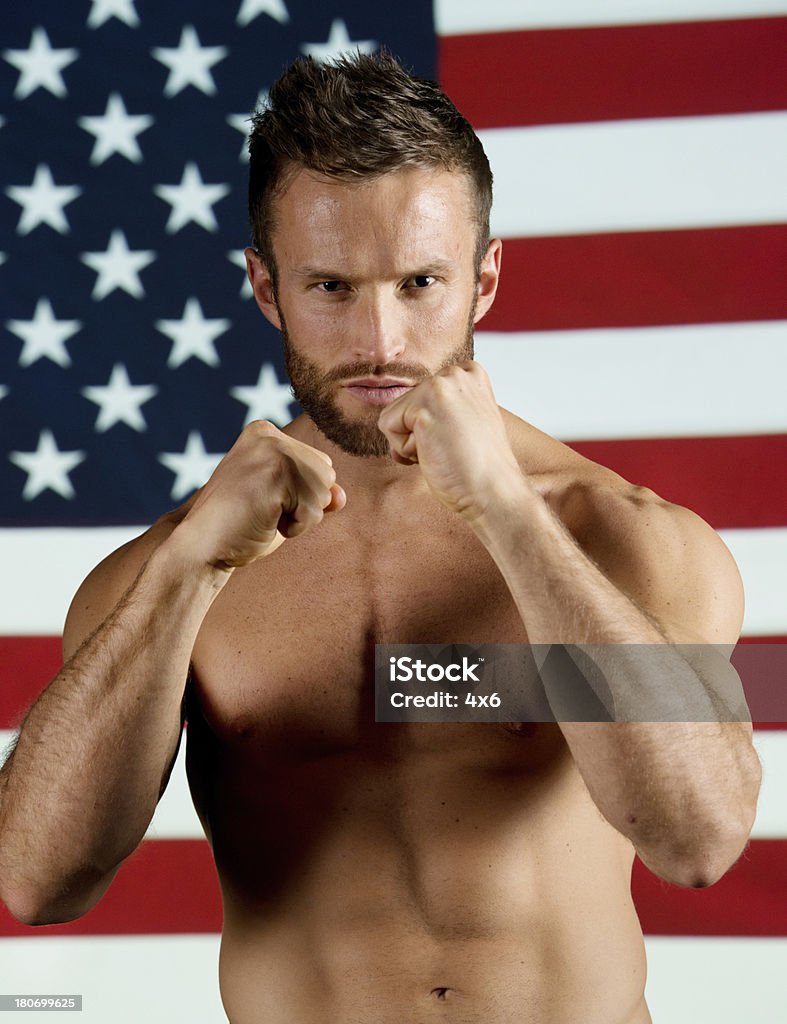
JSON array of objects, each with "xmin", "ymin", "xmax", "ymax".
[{"xmin": 473, "ymin": 238, "xmax": 502, "ymax": 324}]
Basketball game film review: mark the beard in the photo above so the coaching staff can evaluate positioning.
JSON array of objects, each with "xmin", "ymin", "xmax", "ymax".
[{"xmin": 281, "ymin": 304, "xmax": 477, "ymax": 458}]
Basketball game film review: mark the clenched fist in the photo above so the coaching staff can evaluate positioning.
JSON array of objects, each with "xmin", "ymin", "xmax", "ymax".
[
  {"xmin": 377, "ymin": 360, "xmax": 527, "ymax": 525},
  {"xmin": 172, "ymin": 420, "xmax": 345, "ymax": 571}
]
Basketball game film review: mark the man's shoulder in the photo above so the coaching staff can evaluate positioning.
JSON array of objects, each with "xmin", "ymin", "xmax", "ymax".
[
  {"xmin": 499, "ymin": 407, "xmax": 743, "ymax": 640},
  {"xmin": 500, "ymin": 405, "xmax": 676, "ymax": 515},
  {"xmin": 498, "ymin": 406, "xmax": 644, "ymax": 518},
  {"xmin": 540, "ymin": 450, "xmax": 742, "ymax": 645},
  {"xmin": 533, "ymin": 432, "xmax": 715, "ymax": 578}
]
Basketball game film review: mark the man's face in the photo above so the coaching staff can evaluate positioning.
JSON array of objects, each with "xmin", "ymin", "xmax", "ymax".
[{"xmin": 250, "ymin": 165, "xmax": 499, "ymax": 457}]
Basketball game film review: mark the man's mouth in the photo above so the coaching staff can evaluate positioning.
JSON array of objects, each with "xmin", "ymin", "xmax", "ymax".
[{"xmin": 342, "ymin": 378, "xmax": 416, "ymax": 406}]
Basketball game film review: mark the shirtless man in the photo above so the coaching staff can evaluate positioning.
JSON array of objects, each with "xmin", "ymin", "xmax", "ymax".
[{"xmin": 0, "ymin": 52, "xmax": 761, "ymax": 1024}]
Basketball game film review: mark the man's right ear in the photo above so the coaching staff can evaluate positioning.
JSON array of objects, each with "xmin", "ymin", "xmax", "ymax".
[{"xmin": 245, "ymin": 248, "xmax": 281, "ymax": 330}]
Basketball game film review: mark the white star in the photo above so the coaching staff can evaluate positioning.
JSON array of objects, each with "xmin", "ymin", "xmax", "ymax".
[
  {"xmin": 3, "ymin": 26, "xmax": 79, "ymax": 100},
  {"xmin": 300, "ymin": 19, "xmax": 377, "ymax": 63},
  {"xmin": 159, "ymin": 431, "xmax": 224, "ymax": 501},
  {"xmin": 151, "ymin": 25, "xmax": 228, "ymax": 98},
  {"xmin": 9, "ymin": 429, "xmax": 86, "ymax": 501},
  {"xmin": 0, "ymin": 385, "xmax": 8, "ymax": 402},
  {"xmin": 6, "ymin": 164, "xmax": 81, "ymax": 236},
  {"xmin": 227, "ymin": 90, "xmax": 268, "ymax": 160},
  {"xmin": 236, "ymin": 0, "xmax": 289, "ymax": 27},
  {"xmin": 154, "ymin": 162, "xmax": 230, "ymax": 233},
  {"xmin": 78, "ymin": 93, "xmax": 153, "ymax": 165},
  {"xmin": 87, "ymin": 0, "xmax": 140, "ymax": 29},
  {"xmin": 81, "ymin": 229, "xmax": 156, "ymax": 300},
  {"xmin": 82, "ymin": 363, "xmax": 158, "ymax": 432},
  {"xmin": 155, "ymin": 297, "xmax": 231, "ymax": 368},
  {"xmin": 231, "ymin": 364, "xmax": 294, "ymax": 426},
  {"xmin": 227, "ymin": 250, "xmax": 253, "ymax": 298},
  {"xmin": 5, "ymin": 297, "xmax": 82, "ymax": 368}
]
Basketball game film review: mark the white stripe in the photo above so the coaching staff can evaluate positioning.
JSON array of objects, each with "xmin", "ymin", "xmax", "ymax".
[
  {"xmin": 0, "ymin": 933, "xmax": 784, "ymax": 1022},
  {"xmin": 481, "ymin": 112, "xmax": 787, "ymax": 237},
  {"xmin": 0, "ymin": 532, "xmax": 783, "ymax": 646},
  {"xmin": 147, "ymin": 732, "xmax": 205, "ymax": 840},
  {"xmin": 751, "ymin": 730, "xmax": 787, "ymax": 839},
  {"xmin": 0, "ymin": 526, "xmax": 145, "ymax": 635},
  {"xmin": 437, "ymin": 0, "xmax": 787, "ymax": 34},
  {"xmin": 476, "ymin": 321, "xmax": 787, "ymax": 440},
  {"xmin": 643, "ymin": 937, "xmax": 787, "ymax": 1022},
  {"xmin": 0, "ymin": 728, "xmax": 204, "ymax": 839},
  {"xmin": 0, "ymin": 935, "xmax": 225, "ymax": 1023},
  {"xmin": 720, "ymin": 529, "xmax": 787, "ymax": 637},
  {"xmin": 4, "ymin": 723, "xmax": 784, "ymax": 842},
  {"xmin": 0, "ymin": 731, "xmax": 16, "ymax": 766}
]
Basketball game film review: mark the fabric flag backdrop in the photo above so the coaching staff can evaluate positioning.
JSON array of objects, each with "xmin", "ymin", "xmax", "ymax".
[{"xmin": 1, "ymin": 0, "xmax": 785, "ymax": 1020}]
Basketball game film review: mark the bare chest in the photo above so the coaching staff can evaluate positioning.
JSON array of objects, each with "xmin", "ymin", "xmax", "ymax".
[{"xmin": 189, "ymin": 506, "xmax": 535, "ymax": 757}]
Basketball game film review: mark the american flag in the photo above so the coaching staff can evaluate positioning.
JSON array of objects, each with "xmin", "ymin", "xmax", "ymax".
[{"xmin": 1, "ymin": 1, "xmax": 786, "ymax": 1020}]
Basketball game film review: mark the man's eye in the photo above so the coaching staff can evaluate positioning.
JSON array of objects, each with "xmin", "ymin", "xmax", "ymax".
[
  {"xmin": 317, "ymin": 281, "xmax": 346, "ymax": 293},
  {"xmin": 407, "ymin": 275, "xmax": 435, "ymax": 289}
]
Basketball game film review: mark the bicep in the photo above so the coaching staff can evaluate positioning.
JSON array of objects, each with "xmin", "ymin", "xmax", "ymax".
[
  {"xmin": 588, "ymin": 489, "xmax": 752, "ymax": 732},
  {"xmin": 582, "ymin": 487, "xmax": 745, "ymax": 647}
]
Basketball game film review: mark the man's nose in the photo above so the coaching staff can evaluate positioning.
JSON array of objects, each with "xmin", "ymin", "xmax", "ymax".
[{"xmin": 351, "ymin": 292, "xmax": 406, "ymax": 365}]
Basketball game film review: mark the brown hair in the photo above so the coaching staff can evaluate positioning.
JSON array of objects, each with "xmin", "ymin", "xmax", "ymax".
[{"xmin": 247, "ymin": 49, "xmax": 493, "ymax": 282}]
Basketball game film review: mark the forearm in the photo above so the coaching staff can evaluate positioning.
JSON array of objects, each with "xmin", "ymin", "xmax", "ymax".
[
  {"xmin": 0, "ymin": 533, "xmax": 227, "ymax": 922},
  {"xmin": 474, "ymin": 484, "xmax": 761, "ymax": 884}
]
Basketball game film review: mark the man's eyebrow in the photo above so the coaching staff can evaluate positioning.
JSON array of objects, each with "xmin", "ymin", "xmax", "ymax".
[
  {"xmin": 290, "ymin": 259, "xmax": 457, "ymax": 279},
  {"xmin": 411, "ymin": 259, "xmax": 455, "ymax": 276},
  {"xmin": 291, "ymin": 266, "xmax": 348, "ymax": 280}
]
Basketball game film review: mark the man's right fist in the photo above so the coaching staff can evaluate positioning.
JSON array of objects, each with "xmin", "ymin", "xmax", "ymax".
[{"xmin": 171, "ymin": 420, "xmax": 345, "ymax": 571}]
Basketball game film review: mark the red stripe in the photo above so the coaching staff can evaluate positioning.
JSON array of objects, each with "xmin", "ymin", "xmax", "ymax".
[
  {"xmin": 565, "ymin": 435, "xmax": 787, "ymax": 530},
  {"xmin": 2, "ymin": 837, "xmax": 784, "ymax": 936},
  {"xmin": 632, "ymin": 839, "xmax": 787, "ymax": 935},
  {"xmin": 0, "ymin": 636, "xmax": 61, "ymax": 728},
  {"xmin": 0, "ymin": 839, "xmax": 222, "ymax": 936},
  {"xmin": 741, "ymin": 635, "xmax": 787, "ymax": 730},
  {"xmin": 482, "ymin": 226, "xmax": 787, "ymax": 332},
  {"xmin": 439, "ymin": 18, "xmax": 787, "ymax": 130}
]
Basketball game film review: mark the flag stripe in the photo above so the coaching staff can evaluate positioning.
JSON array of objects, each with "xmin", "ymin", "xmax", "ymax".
[
  {"xmin": 1, "ymin": 837, "xmax": 784, "ymax": 936},
  {"xmin": 2, "ymin": 527, "xmax": 145, "ymax": 636},
  {"xmin": 0, "ymin": 935, "xmax": 226, "ymax": 1022},
  {"xmin": 1, "ymin": 524, "xmax": 785, "ymax": 638},
  {"xmin": 482, "ymin": 113, "xmax": 787, "ymax": 238},
  {"xmin": 436, "ymin": 0, "xmax": 787, "ymax": 34},
  {"xmin": 483, "ymin": 226, "xmax": 787, "ymax": 332},
  {"xmin": 0, "ymin": 933, "xmax": 785, "ymax": 1023},
  {"xmin": 476, "ymin": 323, "xmax": 787, "ymax": 440},
  {"xmin": 749, "ymin": 730, "xmax": 787, "ymax": 838},
  {"xmin": 0, "ymin": 637, "xmax": 62, "ymax": 728},
  {"xmin": 643, "ymin": 936, "xmax": 787, "ymax": 1021},
  {"xmin": 0, "ymin": 840, "xmax": 222, "ymax": 936},
  {"xmin": 440, "ymin": 19, "xmax": 787, "ymax": 130},
  {"xmin": 720, "ymin": 529, "xmax": 787, "ymax": 637},
  {"xmin": 632, "ymin": 841, "xmax": 787, "ymax": 935},
  {"xmin": 565, "ymin": 435, "xmax": 787, "ymax": 530}
]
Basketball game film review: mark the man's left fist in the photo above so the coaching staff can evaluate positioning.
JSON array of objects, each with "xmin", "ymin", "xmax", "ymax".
[{"xmin": 376, "ymin": 360, "xmax": 527, "ymax": 525}]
